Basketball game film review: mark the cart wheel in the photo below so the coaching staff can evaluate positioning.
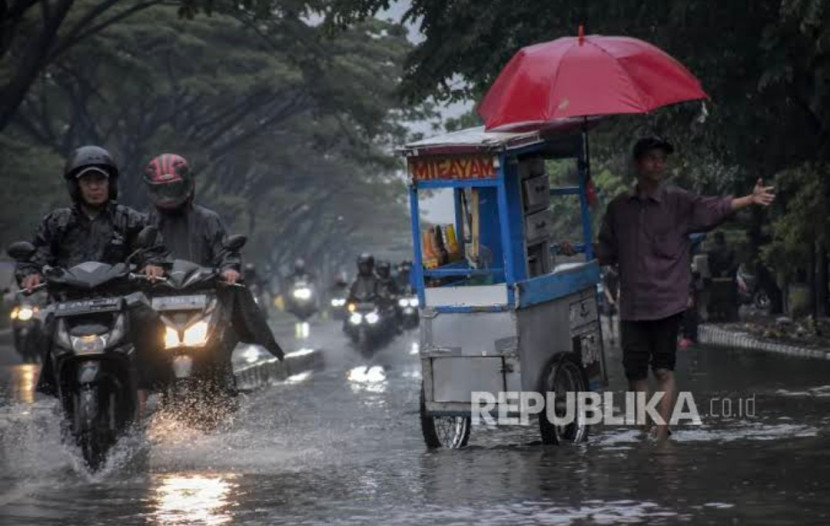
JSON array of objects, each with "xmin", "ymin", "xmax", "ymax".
[
  {"xmin": 420, "ymin": 382, "xmax": 470, "ymax": 449},
  {"xmin": 539, "ymin": 354, "xmax": 589, "ymax": 445}
]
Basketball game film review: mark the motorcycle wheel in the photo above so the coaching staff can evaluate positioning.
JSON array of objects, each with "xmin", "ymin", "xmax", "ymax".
[
  {"xmin": 73, "ymin": 387, "xmax": 115, "ymax": 471},
  {"xmin": 357, "ymin": 329, "xmax": 374, "ymax": 358},
  {"xmin": 754, "ymin": 290, "xmax": 771, "ymax": 311}
]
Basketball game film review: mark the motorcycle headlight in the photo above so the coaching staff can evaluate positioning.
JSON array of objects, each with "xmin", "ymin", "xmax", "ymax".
[
  {"xmin": 366, "ymin": 312, "xmax": 380, "ymax": 325},
  {"xmin": 409, "ymin": 298, "xmax": 419, "ymax": 308},
  {"xmin": 164, "ymin": 319, "xmax": 210, "ymax": 349},
  {"xmin": 183, "ymin": 320, "xmax": 209, "ymax": 347},
  {"xmin": 398, "ymin": 298, "xmax": 409, "ymax": 308},
  {"xmin": 10, "ymin": 307, "xmax": 19, "ymax": 320},
  {"xmin": 331, "ymin": 298, "xmax": 346, "ymax": 307},
  {"xmin": 349, "ymin": 313, "xmax": 363, "ymax": 325},
  {"xmin": 293, "ymin": 287, "xmax": 312, "ymax": 300},
  {"xmin": 71, "ymin": 334, "xmax": 106, "ymax": 355},
  {"xmin": 347, "ymin": 303, "xmax": 357, "ymax": 313},
  {"xmin": 17, "ymin": 307, "xmax": 34, "ymax": 321},
  {"xmin": 164, "ymin": 326, "xmax": 180, "ymax": 349}
]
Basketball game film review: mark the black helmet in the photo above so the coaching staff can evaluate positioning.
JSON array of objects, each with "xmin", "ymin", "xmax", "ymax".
[
  {"xmin": 63, "ymin": 146, "xmax": 119, "ymax": 202},
  {"xmin": 376, "ymin": 260, "xmax": 391, "ymax": 279},
  {"xmin": 356, "ymin": 253, "xmax": 375, "ymax": 277}
]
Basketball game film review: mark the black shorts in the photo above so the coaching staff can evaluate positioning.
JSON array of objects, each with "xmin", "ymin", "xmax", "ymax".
[{"xmin": 620, "ymin": 313, "xmax": 683, "ymax": 381}]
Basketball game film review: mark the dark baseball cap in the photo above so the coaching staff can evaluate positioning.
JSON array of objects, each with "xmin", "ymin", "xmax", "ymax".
[{"xmin": 633, "ymin": 137, "xmax": 674, "ymax": 160}]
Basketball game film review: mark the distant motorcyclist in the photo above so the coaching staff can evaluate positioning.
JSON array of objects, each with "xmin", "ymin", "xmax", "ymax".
[
  {"xmin": 395, "ymin": 260, "xmax": 413, "ymax": 292},
  {"xmin": 348, "ymin": 253, "xmax": 378, "ymax": 303},
  {"xmin": 243, "ymin": 262, "xmax": 269, "ymax": 304},
  {"xmin": 376, "ymin": 260, "xmax": 402, "ymax": 332},
  {"xmin": 288, "ymin": 258, "xmax": 315, "ymax": 286},
  {"xmin": 143, "ymin": 153, "xmax": 285, "ymax": 375},
  {"xmin": 375, "ymin": 261, "xmax": 400, "ymax": 302},
  {"xmin": 15, "ymin": 145, "xmax": 167, "ymax": 397},
  {"xmin": 707, "ymin": 232, "xmax": 736, "ymax": 279},
  {"xmin": 331, "ymin": 270, "xmax": 349, "ymax": 294}
]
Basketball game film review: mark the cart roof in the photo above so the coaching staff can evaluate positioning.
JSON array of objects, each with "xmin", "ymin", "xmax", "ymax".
[{"xmin": 400, "ymin": 119, "xmax": 595, "ymax": 157}]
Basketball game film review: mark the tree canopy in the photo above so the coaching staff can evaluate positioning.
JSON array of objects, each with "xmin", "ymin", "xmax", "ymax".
[{"xmin": 1, "ymin": 2, "xmax": 420, "ymax": 277}]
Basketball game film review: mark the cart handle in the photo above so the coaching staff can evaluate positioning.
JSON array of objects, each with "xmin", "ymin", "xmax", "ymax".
[{"xmin": 423, "ymin": 267, "xmax": 504, "ymax": 278}]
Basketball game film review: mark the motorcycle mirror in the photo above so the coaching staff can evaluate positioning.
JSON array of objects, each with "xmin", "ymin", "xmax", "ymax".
[
  {"xmin": 224, "ymin": 235, "xmax": 247, "ymax": 251},
  {"xmin": 135, "ymin": 225, "xmax": 159, "ymax": 249},
  {"xmin": 6, "ymin": 241, "xmax": 36, "ymax": 261}
]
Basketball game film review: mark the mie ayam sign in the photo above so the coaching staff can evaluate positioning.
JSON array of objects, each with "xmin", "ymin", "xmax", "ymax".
[{"xmin": 408, "ymin": 155, "xmax": 497, "ymax": 182}]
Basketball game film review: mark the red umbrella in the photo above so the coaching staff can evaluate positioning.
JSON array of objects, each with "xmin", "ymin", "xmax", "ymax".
[{"xmin": 477, "ymin": 29, "xmax": 707, "ymax": 131}]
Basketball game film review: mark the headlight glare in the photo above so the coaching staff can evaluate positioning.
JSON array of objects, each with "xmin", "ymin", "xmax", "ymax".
[
  {"xmin": 293, "ymin": 287, "xmax": 312, "ymax": 300},
  {"xmin": 349, "ymin": 313, "xmax": 363, "ymax": 325},
  {"xmin": 366, "ymin": 312, "xmax": 380, "ymax": 325},
  {"xmin": 164, "ymin": 326, "xmax": 180, "ymax": 349},
  {"xmin": 183, "ymin": 320, "xmax": 209, "ymax": 347},
  {"xmin": 17, "ymin": 307, "xmax": 34, "ymax": 321}
]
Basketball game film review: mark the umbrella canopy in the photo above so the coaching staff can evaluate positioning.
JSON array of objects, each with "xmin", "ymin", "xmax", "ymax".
[{"xmin": 478, "ymin": 32, "xmax": 707, "ymax": 131}]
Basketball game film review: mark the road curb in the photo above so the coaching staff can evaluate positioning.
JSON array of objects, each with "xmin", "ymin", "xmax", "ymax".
[
  {"xmin": 235, "ymin": 347, "xmax": 325, "ymax": 389},
  {"xmin": 698, "ymin": 324, "xmax": 830, "ymax": 360}
]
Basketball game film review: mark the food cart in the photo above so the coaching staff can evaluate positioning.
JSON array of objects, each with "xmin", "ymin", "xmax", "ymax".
[{"xmin": 400, "ymin": 123, "xmax": 608, "ymax": 448}]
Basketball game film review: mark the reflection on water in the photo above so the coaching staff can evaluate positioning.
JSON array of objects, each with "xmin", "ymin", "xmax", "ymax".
[
  {"xmin": 347, "ymin": 365, "xmax": 387, "ymax": 394},
  {"xmin": 152, "ymin": 474, "xmax": 238, "ymax": 526},
  {"xmin": 294, "ymin": 322, "xmax": 310, "ymax": 340},
  {"xmin": 4, "ymin": 364, "xmax": 39, "ymax": 405},
  {"xmin": 285, "ymin": 371, "xmax": 312, "ymax": 384}
]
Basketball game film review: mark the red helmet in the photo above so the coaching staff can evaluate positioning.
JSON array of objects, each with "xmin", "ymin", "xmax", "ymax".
[{"xmin": 143, "ymin": 153, "xmax": 194, "ymax": 209}]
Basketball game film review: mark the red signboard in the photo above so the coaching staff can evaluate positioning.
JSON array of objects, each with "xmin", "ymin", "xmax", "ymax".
[{"xmin": 409, "ymin": 156, "xmax": 496, "ymax": 181}]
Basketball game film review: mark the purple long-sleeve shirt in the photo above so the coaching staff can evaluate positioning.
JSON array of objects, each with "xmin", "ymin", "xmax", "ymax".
[{"xmin": 597, "ymin": 184, "xmax": 734, "ymax": 321}]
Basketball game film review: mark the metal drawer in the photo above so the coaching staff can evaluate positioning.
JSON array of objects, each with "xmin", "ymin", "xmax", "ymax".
[
  {"xmin": 569, "ymin": 297, "xmax": 598, "ymax": 332},
  {"xmin": 524, "ymin": 209, "xmax": 552, "ymax": 243},
  {"xmin": 522, "ymin": 175, "xmax": 550, "ymax": 212},
  {"xmin": 431, "ymin": 356, "xmax": 505, "ymax": 403}
]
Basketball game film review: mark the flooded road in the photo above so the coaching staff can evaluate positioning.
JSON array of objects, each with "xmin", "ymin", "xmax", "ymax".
[{"xmin": 0, "ymin": 319, "xmax": 829, "ymax": 525}]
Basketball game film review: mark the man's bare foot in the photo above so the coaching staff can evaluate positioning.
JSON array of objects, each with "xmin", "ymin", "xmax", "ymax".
[{"xmin": 649, "ymin": 425, "xmax": 672, "ymax": 440}]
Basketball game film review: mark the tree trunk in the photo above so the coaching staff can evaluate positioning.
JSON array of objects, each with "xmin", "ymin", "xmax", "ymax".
[
  {"xmin": 818, "ymin": 245, "xmax": 829, "ymax": 319},
  {"xmin": 808, "ymin": 241, "xmax": 817, "ymax": 324},
  {"xmin": 0, "ymin": 0, "xmax": 75, "ymax": 132}
]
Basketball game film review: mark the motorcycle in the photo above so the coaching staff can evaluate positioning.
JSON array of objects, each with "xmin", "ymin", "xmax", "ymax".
[
  {"xmin": 148, "ymin": 236, "xmax": 246, "ymax": 424},
  {"xmin": 397, "ymin": 293, "xmax": 419, "ymax": 331},
  {"xmin": 737, "ymin": 264, "xmax": 771, "ymax": 312},
  {"xmin": 344, "ymin": 299, "xmax": 395, "ymax": 357},
  {"xmin": 10, "ymin": 293, "xmax": 46, "ymax": 363},
  {"xmin": 287, "ymin": 278, "xmax": 318, "ymax": 321},
  {"xmin": 6, "ymin": 228, "xmax": 156, "ymax": 470},
  {"xmin": 329, "ymin": 290, "xmax": 349, "ymax": 321}
]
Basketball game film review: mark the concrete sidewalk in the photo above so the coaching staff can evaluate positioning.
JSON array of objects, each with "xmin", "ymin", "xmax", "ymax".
[{"xmin": 698, "ymin": 324, "xmax": 830, "ymax": 360}]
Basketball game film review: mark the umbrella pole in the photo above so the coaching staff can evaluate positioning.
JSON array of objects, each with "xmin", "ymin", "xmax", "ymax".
[
  {"xmin": 582, "ymin": 116, "xmax": 591, "ymax": 183},
  {"xmin": 580, "ymin": 116, "xmax": 595, "ymax": 261}
]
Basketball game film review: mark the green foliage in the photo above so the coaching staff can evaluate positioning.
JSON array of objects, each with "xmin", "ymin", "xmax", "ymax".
[
  {"xmin": 1, "ymin": 3, "xmax": 417, "ymax": 273},
  {"xmin": 761, "ymin": 163, "xmax": 830, "ymax": 280},
  {"xmin": 0, "ymin": 136, "xmax": 65, "ymax": 248}
]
